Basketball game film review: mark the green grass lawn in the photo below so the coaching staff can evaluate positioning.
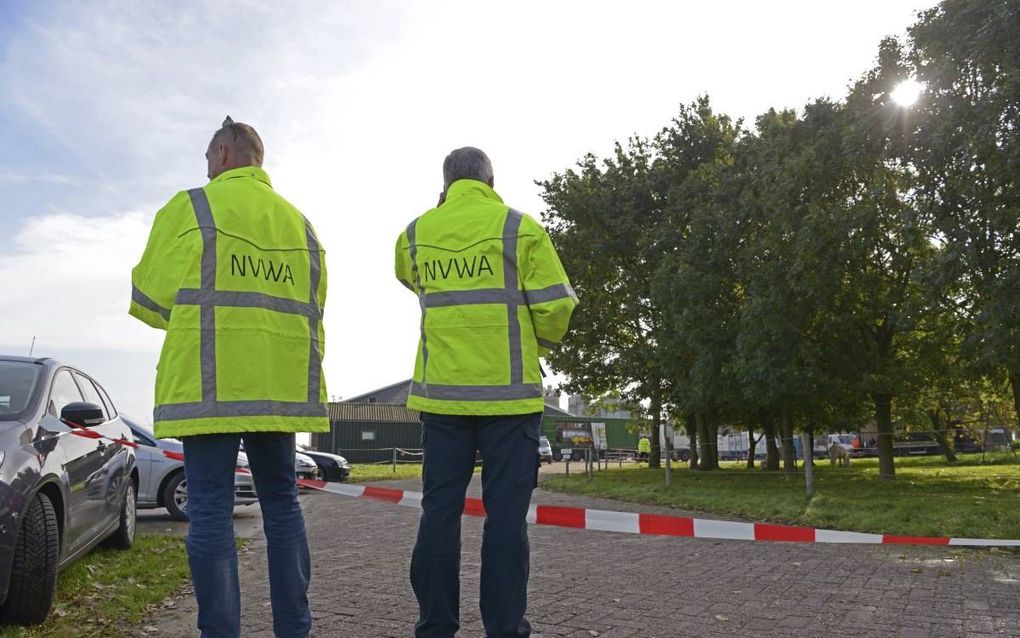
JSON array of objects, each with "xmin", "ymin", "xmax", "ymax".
[
  {"xmin": 349, "ymin": 463, "xmax": 423, "ymax": 482},
  {"xmin": 0, "ymin": 534, "xmax": 190, "ymax": 638},
  {"xmin": 348, "ymin": 462, "xmax": 484, "ymax": 483},
  {"xmin": 542, "ymin": 452, "xmax": 1020, "ymax": 540}
]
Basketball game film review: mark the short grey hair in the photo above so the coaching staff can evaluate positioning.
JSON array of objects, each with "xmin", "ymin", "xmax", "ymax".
[
  {"xmin": 443, "ymin": 147, "xmax": 493, "ymax": 190},
  {"xmin": 211, "ymin": 116, "xmax": 264, "ymax": 166}
]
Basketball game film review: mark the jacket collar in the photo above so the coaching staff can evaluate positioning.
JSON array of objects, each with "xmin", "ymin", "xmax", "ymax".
[
  {"xmin": 210, "ymin": 166, "xmax": 272, "ymax": 188},
  {"xmin": 445, "ymin": 179, "xmax": 503, "ymax": 203}
]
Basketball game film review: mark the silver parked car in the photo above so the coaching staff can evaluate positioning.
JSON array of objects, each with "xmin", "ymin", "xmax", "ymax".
[
  {"xmin": 538, "ymin": 435, "xmax": 553, "ymax": 465},
  {"xmin": 123, "ymin": 415, "xmax": 257, "ymax": 521}
]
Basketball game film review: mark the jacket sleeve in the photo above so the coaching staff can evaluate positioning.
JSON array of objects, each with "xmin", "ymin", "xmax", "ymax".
[
  {"xmin": 129, "ymin": 192, "xmax": 196, "ymax": 330},
  {"xmin": 520, "ymin": 218, "xmax": 578, "ymax": 357},
  {"xmin": 394, "ymin": 229, "xmax": 417, "ymax": 293}
]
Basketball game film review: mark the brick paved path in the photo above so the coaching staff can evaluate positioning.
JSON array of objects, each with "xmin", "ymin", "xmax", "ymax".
[{"xmin": 143, "ymin": 477, "xmax": 1020, "ymax": 637}]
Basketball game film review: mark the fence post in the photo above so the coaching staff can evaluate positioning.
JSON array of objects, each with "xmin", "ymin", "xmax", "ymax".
[
  {"xmin": 392, "ymin": 447, "xmax": 397, "ymax": 474},
  {"xmin": 586, "ymin": 448, "xmax": 593, "ymax": 482}
]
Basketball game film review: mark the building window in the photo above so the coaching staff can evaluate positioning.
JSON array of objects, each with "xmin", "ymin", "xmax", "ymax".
[{"xmin": 361, "ymin": 431, "xmax": 376, "ymax": 441}]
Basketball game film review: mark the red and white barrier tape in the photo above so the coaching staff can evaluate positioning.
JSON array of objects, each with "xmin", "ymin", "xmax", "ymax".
[
  {"xmin": 296, "ymin": 479, "xmax": 1020, "ymax": 548},
  {"xmin": 54, "ymin": 422, "xmax": 1020, "ymax": 548}
]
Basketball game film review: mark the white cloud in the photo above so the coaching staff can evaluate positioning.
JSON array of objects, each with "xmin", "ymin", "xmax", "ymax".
[{"xmin": 0, "ymin": 210, "xmax": 161, "ymax": 353}]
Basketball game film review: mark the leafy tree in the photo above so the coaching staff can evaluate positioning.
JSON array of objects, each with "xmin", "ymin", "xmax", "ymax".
[
  {"xmin": 652, "ymin": 99, "xmax": 743, "ymax": 471},
  {"xmin": 908, "ymin": 0, "xmax": 1020, "ymax": 428},
  {"xmin": 820, "ymin": 43, "xmax": 940, "ymax": 479},
  {"xmin": 539, "ymin": 138, "xmax": 673, "ymax": 467}
]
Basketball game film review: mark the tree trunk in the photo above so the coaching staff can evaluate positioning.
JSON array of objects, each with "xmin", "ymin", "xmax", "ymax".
[
  {"xmin": 928, "ymin": 409, "xmax": 957, "ymax": 463},
  {"xmin": 746, "ymin": 431, "xmax": 757, "ymax": 469},
  {"xmin": 781, "ymin": 406, "xmax": 797, "ymax": 473},
  {"xmin": 696, "ymin": 413, "xmax": 716, "ymax": 471},
  {"xmin": 873, "ymin": 392, "xmax": 896, "ymax": 479},
  {"xmin": 1010, "ymin": 373, "xmax": 1020, "ymax": 432},
  {"xmin": 688, "ymin": 421, "xmax": 699, "ymax": 470},
  {"xmin": 649, "ymin": 398, "xmax": 662, "ymax": 469},
  {"xmin": 762, "ymin": 416, "xmax": 780, "ymax": 471}
]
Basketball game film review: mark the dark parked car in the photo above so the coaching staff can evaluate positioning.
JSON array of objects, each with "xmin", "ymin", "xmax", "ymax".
[
  {"xmin": 297, "ymin": 443, "xmax": 351, "ymax": 482},
  {"xmin": 0, "ymin": 356, "xmax": 136, "ymax": 625}
]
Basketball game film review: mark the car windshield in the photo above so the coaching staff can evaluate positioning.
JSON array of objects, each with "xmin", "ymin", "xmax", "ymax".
[{"xmin": 0, "ymin": 360, "xmax": 42, "ymax": 420}]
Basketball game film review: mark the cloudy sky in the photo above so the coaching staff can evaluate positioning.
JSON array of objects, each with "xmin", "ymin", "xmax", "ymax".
[{"xmin": 0, "ymin": 0, "xmax": 937, "ymax": 422}]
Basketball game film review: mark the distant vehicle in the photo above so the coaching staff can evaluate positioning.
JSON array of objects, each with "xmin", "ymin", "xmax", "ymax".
[
  {"xmin": 295, "ymin": 452, "xmax": 320, "ymax": 481},
  {"xmin": 238, "ymin": 442, "xmax": 320, "ymax": 483},
  {"xmin": 984, "ymin": 427, "xmax": 1013, "ymax": 452},
  {"xmin": 827, "ymin": 433, "xmax": 855, "ymax": 449},
  {"xmin": 124, "ymin": 415, "xmax": 258, "ymax": 521},
  {"xmin": 953, "ymin": 430, "xmax": 982, "ymax": 453},
  {"xmin": 893, "ymin": 432, "xmax": 941, "ymax": 456},
  {"xmin": 296, "ymin": 443, "xmax": 351, "ymax": 482},
  {"xmin": 538, "ymin": 436, "xmax": 553, "ymax": 465},
  {"xmin": 0, "ymin": 356, "xmax": 137, "ymax": 625}
]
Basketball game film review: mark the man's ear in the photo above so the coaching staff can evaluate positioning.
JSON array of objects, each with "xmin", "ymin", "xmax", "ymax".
[{"xmin": 217, "ymin": 142, "xmax": 230, "ymax": 167}]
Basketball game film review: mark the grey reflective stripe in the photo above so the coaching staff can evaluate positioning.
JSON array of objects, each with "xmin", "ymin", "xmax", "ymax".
[
  {"xmin": 503, "ymin": 208, "xmax": 524, "ymax": 385},
  {"xmin": 537, "ymin": 337, "xmax": 559, "ymax": 350},
  {"xmin": 407, "ymin": 219, "xmax": 429, "ymax": 387},
  {"xmin": 524, "ymin": 283, "xmax": 577, "ymax": 305},
  {"xmin": 423, "ymin": 288, "xmax": 520, "ymax": 308},
  {"xmin": 410, "ymin": 381, "xmax": 542, "ymax": 402},
  {"xmin": 176, "ymin": 289, "xmax": 321, "ymax": 318},
  {"xmin": 189, "ymin": 189, "xmax": 217, "ymax": 290},
  {"xmin": 200, "ymin": 306, "xmax": 217, "ymax": 399},
  {"xmin": 189, "ymin": 188, "xmax": 218, "ymax": 403},
  {"xmin": 155, "ymin": 399, "xmax": 327, "ymax": 422},
  {"xmin": 306, "ymin": 223, "xmax": 322, "ymax": 404},
  {"xmin": 132, "ymin": 285, "xmax": 171, "ymax": 320}
]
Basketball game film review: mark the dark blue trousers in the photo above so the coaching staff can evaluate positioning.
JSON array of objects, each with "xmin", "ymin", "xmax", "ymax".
[
  {"xmin": 183, "ymin": 433, "xmax": 311, "ymax": 638},
  {"xmin": 411, "ymin": 412, "xmax": 541, "ymax": 638}
]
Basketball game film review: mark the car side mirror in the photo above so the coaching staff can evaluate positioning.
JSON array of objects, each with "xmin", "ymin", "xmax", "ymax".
[{"xmin": 61, "ymin": 402, "xmax": 107, "ymax": 427}]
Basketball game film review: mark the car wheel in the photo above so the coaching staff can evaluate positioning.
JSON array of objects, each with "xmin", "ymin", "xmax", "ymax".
[
  {"xmin": 163, "ymin": 472, "xmax": 189, "ymax": 522},
  {"xmin": 0, "ymin": 492, "xmax": 59, "ymax": 625},
  {"xmin": 105, "ymin": 480, "xmax": 137, "ymax": 550}
]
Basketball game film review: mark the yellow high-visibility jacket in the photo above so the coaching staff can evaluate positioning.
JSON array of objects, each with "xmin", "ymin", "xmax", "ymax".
[
  {"xmin": 395, "ymin": 179, "xmax": 577, "ymax": 415},
  {"xmin": 638, "ymin": 438, "xmax": 651, "ymax": 454},
  {"xmin": 130, "ymin": 166, "xmax": 329, "ymax": 438}
]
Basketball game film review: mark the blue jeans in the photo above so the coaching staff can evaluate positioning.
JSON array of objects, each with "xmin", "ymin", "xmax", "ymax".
[
  {"xmin": 411, "ymin": 412, "xmax": 541, "ymax": 638},
  {"xmin": 183, "ymin": 432, "xmax": 311, "ymax": 638}
]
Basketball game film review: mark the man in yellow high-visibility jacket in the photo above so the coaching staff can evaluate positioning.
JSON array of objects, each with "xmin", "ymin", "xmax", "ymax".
[
  {"xmin": 638, "ymin": 436, "xmax": 651, "ymax": 464},
  {"xmin": 396, "ymin": 147, "xmax": 577, "ymax": 638},
  {"xmin": 130, "ymin": 117, "xmax": 328, "ymax": 638}
]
